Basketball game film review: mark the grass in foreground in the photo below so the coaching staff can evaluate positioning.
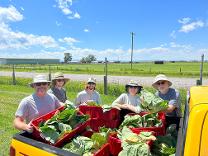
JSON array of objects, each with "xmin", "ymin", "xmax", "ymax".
[{"xmin": 0, "ymin": 76, "xmax": 187, "ymax": 155}]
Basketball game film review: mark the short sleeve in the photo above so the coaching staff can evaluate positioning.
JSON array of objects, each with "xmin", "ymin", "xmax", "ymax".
[
  {"xmin": 75, "ymin": 93, "xmax": 82, "ymax": 106},
  {"xmin": 15, "ymin": 98, "xmax": 28, "ymax": 120},
  {"xmin": 112, "ymin": 93, "xmax": 126, "ymax": 106}
]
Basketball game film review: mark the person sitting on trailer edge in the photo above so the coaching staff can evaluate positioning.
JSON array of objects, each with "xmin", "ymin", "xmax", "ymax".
[
  {"xmin": 75, "ymin": 78, "xmax": 101, "ymax": 106},
  {"xmin": 112, "ymin": 80, "xmax": 143, "ymax": 121},
  {"xmin": 152, "ymin": 74, "xmax": 182, "ymax": 130},
  {"xmin": 14, "ymin": 75, "xmax": 61, "ymax": 132},
  {"xmin": 48, "ymin": 72, "xmax": 69, "ymax": 103}
]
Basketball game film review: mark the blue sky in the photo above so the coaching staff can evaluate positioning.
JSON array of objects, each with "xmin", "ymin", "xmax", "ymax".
[{"xmin": 0, "ymin": 0, "xmax": 208, "ymax": 61}]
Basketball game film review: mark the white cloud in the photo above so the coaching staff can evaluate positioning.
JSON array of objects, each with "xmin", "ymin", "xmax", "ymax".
[
  {"xmin": 170, "ymin": 30, "xmax": 176, "ymax": 39},
  {"xmin": 0, "ymin": 5, "xmax": 23, "ymax": 23},
  {"xmin": 55, "ymin": 21, "xmax": 62, "ymax": 26},
  {"xmin": 59, "ymin": 37, "xmax": 79, "ymax": 45},
  {"xmin": 178, "ymin": 17, "xmax": 191, "ymax": 24},
  {"xmin": 56, "ymin": 0, "xmax": 73, "ymax": 15},
  {"xmin": 84, "ymin": 29, "xmax": 89, "ymax": 32},
  {"xmin": 179, "ymin": 20, "xmax": 205, "ymax": 33},
  {"xmin": 68, "ymin": 12, "xmax": 81, "ymax": 19},
  {"xmin": 0, "ymin": 6, "xmax": 57, "ymax": 50},
  {"xmin": 20, "ymin": 7, "xmax": 24, "ymax": 11},
  {"xmin": 56, "ymin": 0, "xmax": 81, "ymax": 19}
]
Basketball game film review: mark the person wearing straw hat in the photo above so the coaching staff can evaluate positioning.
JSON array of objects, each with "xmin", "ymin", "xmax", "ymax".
[
  {"xmin": 48, "ymin": 72, "xmax": 69, "ymax": 103},
  {"xmin": 75, "ymin": 78, "xmax": 101, "ymax": 106},
  {"xmin": 112, "ymin": 80, "xmax": 143, "ymax": 121},
  {"xmin": 14, "ymin": 75, "xmax": 61, "ymax": 132},
  {"xmin": 152, "ymin": 74, "xmax": 181, "ymax": 130}
]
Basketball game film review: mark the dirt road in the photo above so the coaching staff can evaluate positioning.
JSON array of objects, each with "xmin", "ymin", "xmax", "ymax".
[{"xmin": 0, "ymin": 71, "xmax": 206, "ymax": 89}]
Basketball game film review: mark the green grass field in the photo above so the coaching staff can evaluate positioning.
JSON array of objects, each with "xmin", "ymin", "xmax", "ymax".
[
  {"xmin": 0, "ymin": 62, "xmax": 207, "ymax": 77},
  {"xmin": 0, "ymin": 76, "xmax": 187, "ymax": 155}
]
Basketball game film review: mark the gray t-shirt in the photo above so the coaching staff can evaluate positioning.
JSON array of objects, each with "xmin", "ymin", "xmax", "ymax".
[
  {"xmin": 112, "ymin": 93, "xmax": 142, "ymax": 113},
  {"xmin": 48, "ymin": 87, "xmax": 67, "ymax": 103},
  {"xmin": 15, "ymin": 93, "xmax": 61, "ymax": 123},
  {"xmin": 75, "ymin": 90, "xmax": 101, "ymax": 106},
  {"xmin": 156, "ymin": 88, "xmax": 181, "ymax": 117}
]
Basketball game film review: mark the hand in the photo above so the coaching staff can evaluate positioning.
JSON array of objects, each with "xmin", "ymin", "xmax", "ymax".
[{"xmin": 24, "ymin": 124, "xmax": 33, "ymax": 133}]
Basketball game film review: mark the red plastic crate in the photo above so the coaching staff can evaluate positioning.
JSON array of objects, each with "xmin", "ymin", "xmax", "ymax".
[
  {"xmin": 103, "ymin": 108, "xmax": 120, "ymax": 120},
  {"xmin": 108, "ymin": 130, "xmax": 154, "ymax": 156},
  {"xmin": 104, "ymin": 119, "xmax": 120, "ymax": 129},
  {"xmin": 89, "ymin": 118, "xmax": 105, "ymax": 132},
  {"xmin": 79, "ymin": 131, "xmax": 110, "ymax": 156},
  {"xmin": 79, "ymin": 105, "xmax": 103, "ymax": 119},
  {"xmin": 31, "ymin": 106, "xmax": 90, "ymax": 147},
  {"xmin": 128, "ymin": 112, "xmax": 166, "ymax": 136}
]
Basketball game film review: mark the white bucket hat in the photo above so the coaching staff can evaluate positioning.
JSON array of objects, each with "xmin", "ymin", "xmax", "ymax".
[
  {"xmin": 87, "ymin": 77, "xmax": 96, "ymax": 84},
  {"xmin": 29, "ymin": 75, "xmax": 51, "ymax": 87},
  {"xmin": 125, "ymin": 80, "xmax": 142, "ymax": 88},
  {"xmin": 152, "ymin": 74, "xmax": 172, "ymax": 89}
]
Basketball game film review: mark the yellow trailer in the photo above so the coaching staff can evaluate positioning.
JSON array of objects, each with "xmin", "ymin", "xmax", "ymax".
[{"xmin": 10, "ymin": 86, "xmax": 208, "ymax": 156}]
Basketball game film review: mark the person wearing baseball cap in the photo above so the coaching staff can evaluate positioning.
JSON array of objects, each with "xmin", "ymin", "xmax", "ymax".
[
  {"xmin": 48, "ymin": 72, "xmax": 69, "ymax": 103},
  {"xmin": 112, "ymin": 80, "xmax": 143, "ymax": 121},
  {"xmin": 14, "ymin": 75, "xmax": 61, "ymax": 132},
  {"xmin": 75, "ymin": 77, "xmax": 101, "ymax": 106},
  {"xmin": 152, "ymin": 74, "xmax": 181, "ymax": 130}
]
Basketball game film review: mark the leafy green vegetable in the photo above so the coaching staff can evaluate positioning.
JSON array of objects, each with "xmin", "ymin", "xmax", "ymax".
[
  {"xmin": 40, "ymin": 125, "xmax": 60, "ymax": 144},
  {"xmin": 120, "ymin": 113, "xmax": 162, "ymax": 128},
  {"xmin": 38, "ymin": 108, "xmax": 89, "ymax": 144},
  {"xmin": 118, "ymin": 127, "xmax": 154, "ymax": 156},
  {"xmin": 140, "ymin": 89, "xmax": 168, "ymax": 113}
]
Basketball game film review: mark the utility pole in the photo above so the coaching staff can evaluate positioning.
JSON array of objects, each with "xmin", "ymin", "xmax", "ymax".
[
  {"xmin": 130, "ymin": 32, "xmax": 135, "ymax": 70},
  {"xmin": 200, "ymin": 54, "xmax": 204, "ymax": 85}
]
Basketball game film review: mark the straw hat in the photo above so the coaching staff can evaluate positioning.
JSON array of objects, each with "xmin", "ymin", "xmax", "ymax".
[
  {"xmin": 29, "ymin": 75, "xmax": 51, "ymax": 87},
  {"xmin": 152, "ymin": 74, "xmax": 172, "ymax": 89},
  {"xmin": 52, "ymin": 72, "xmax": 69, "ymax": 86},
  {"xmin": 87, "ymin": 77, "xmax": 96, "ymax": 84}
]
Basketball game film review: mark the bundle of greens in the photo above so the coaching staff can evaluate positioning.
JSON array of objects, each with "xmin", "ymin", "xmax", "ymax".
[
  {"xmin": 151, "ymin": 135, "xmax": 176, "ymax": 156},
  {"xmin": 120, "ymin": 113, "xmax": 162, "ymax": 129},
  {"xmin": 118, "ymin": 127, "xmax": 156, "ymax": 156},
  {"xmin": 39, "ymin": 107, "xmax": 89, "ymax": 144},
  {"xmin": 140, "ymin": 90, "xmax": 168, "ymax": 113},
  {"xmin": 63, "ymin": 127, "xmax": 114, "ymax": 155}
]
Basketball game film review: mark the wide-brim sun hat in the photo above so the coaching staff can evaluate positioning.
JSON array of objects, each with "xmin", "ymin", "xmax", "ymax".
[
  {"xmin": 29, "ymin": 75, "xmax": 51, "ymax": 88},
  {"xmin": 52, "ymin": 72, "xmax": 69, "ymax": 86},
  {"xmin": 125, "ymin": 80, "xmax": 142, "ymax": 88},
  {"xmin": 152, "ymin": 74, "xmax": 172, "ymax": 89},
  {"xmin": 87, "ymin": 77, "xmax": 96, "ymax": 84}
]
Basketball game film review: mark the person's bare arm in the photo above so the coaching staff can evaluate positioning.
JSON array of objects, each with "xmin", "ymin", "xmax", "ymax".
[
  {"xmin": 165, "ymin": 105, "xmax": 176, "ymax": 113},
  {"xmin": 13, "ymin": 116, "xmax": 33, "ymax": 132}
]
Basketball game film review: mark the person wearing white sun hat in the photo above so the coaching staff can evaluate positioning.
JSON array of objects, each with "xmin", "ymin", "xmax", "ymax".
[
  {"xmin": 152, "ymin": 74, "xmax": 181, "ymax": 130},
  {"xmin": 75, "ymin": 77, "xmax": 101, "ymax": 106},
  {"xmin": 14, "ymin": 75, "xmax": 61, "ymax": 132}
]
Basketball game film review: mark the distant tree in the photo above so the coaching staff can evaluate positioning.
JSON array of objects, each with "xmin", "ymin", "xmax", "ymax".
[
  {"xmin": 80, "ymin": 54, "xmax": 96, "ymax": 63},
  {"xmin": 64, "ymin": 53, "xmax": 72, "ymax": 63},
  {"xmin": 85, "ymin": 54, "xmax": 96, "ymax": 63},
  {"xmin": 80, "ymin": 57, "xmax": 86, "ymax": 63}
]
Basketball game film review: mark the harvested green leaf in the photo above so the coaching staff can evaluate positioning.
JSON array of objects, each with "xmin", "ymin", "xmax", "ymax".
[
  {"xmin": 40, "ymin": 125, "xmax": 60, "ymax": 144},
  {"xmin": 140, "ymin": 90, "xmax": 168, "ymax": 113}
]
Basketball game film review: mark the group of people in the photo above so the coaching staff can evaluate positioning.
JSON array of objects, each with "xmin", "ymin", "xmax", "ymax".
[{"xmin": 14, "ymin": 72, "xmax": 181, "ymax": 132}]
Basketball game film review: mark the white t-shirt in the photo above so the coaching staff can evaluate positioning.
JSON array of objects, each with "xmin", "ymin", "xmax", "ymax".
[
  {"xmin": 75, "ymin": 90, "xmax": 101, "ymax": 106},
  {"xmin": 15, "ymin": 93, "xmax": 61, "ymax": 123},
  {"xmin": 112, "ymin": 93, "xmax": 142, "ymax": 113}
]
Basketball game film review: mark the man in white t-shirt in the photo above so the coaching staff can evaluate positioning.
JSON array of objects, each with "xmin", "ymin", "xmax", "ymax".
[{"xmin": 14, "ymin": 75, "xmax": 61, "ymax": 132}]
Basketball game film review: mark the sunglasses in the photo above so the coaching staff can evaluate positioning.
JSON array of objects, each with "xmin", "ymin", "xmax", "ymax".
[
  {"xmin": 57, "ymin": 79, "xmax": 64, "ymax": 82},
  {"xmin": 157, "ymin": 81, "xmax": 166, "ymax": 85},
  {"xmin": 35, "ymin": 82, "xmax": 48, "ymax": 86},
  {"xmin": 88, "ymin": 82, "xmax": 95, "ymax": 85}
]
